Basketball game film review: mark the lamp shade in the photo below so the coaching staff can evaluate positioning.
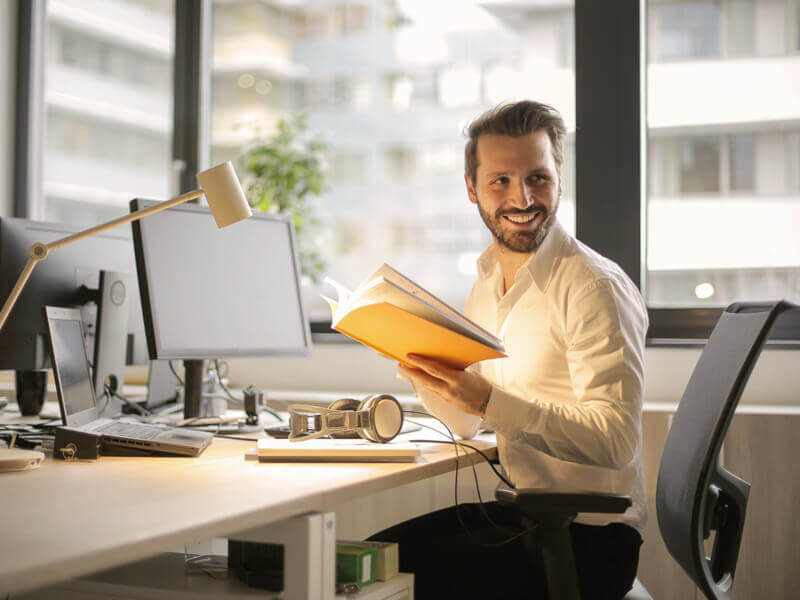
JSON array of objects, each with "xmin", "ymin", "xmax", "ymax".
[{"xmin": 197, "ymin": 161, "xmax": 252, "ymax": 228}]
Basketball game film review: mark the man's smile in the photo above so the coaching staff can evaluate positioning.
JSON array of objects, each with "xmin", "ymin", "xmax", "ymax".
[{"xmin": 502, "ymin": 209, "xmax": 543, "ymax": 226}]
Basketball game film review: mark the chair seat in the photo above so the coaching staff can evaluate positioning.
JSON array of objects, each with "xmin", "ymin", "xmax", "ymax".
[{"xmin": 623, "ymin": 578, "xmax": 653, "ymax": 600}]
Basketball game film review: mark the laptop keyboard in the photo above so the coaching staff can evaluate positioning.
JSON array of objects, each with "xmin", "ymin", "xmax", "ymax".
[{"xmin": 97, "ymin": 421, "xmax": 166, "ymax": 440}]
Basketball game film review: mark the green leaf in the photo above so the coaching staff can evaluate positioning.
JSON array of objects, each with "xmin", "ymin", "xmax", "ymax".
[{"xmin": 237, "ymin": 114, "xmax": 330, "ymax": 280}]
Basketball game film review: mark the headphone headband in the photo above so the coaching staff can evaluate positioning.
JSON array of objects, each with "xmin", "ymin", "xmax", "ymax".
[{"xmin": 288, "ymin": 395, "xmax": 403, "ymax": 443}]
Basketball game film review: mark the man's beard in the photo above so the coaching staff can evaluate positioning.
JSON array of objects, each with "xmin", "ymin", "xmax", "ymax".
[{"xmin": 477, "ymin": 197, "xmax": 558, "ymax": 254}]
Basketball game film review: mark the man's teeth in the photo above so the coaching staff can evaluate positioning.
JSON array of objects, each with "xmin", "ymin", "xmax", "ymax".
[{"xmin": 505, "ymin": 213, "xmax": 537, "ymax": 223}]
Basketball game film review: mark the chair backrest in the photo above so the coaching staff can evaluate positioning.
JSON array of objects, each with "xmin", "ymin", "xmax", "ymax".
[{"xmin": 655, "ymin": 301, "xmax": 796, "ymax": 600}]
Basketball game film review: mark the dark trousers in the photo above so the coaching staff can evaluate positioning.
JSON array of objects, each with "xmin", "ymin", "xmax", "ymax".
[{"xmin": 369, "ymin": 502, "xmax": 641, "ymax": 600}]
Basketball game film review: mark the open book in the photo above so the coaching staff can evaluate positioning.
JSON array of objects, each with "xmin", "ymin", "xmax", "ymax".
[{"xmin": 322, "ymin": 264, "xmax": 506, "ymax": 369}]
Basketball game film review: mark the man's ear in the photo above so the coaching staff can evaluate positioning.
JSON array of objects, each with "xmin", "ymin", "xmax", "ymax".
[{"xmin": 464, "ymin": 175, "xmax": 478, "ymax": 205}]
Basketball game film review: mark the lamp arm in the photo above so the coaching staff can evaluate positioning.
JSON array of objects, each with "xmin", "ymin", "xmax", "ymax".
[
  {"xmin": 0, "ymin": 188, "xmax": 204, "ymax": 333},
  {"xmin": 47, "ymin": 188, "xmax": 204, "ymax": 252},
  {"xmin": 0, "ymin": 245, "xmax": 47, "ymax": 331}
]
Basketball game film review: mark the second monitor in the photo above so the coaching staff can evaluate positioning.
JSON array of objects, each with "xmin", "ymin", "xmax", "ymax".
[{"xmin": 130, "ymin": 199, "xmax": 311, "ymax": 418}]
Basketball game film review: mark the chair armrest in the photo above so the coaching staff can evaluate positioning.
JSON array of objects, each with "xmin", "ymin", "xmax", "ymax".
[{"xmin": 495, "ymin": 484, "xmax": 631, "ymax": 515}]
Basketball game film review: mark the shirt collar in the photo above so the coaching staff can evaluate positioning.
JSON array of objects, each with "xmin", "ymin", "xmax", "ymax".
[
  {"xmin": 526, "ymin": 218, "xmax": 567, "ymax": 292},
  {"xmin": 476, "ymin": 244, "xmax": 499, "ymax": 280},
  {"xmin": 475, "ymin": 218, "xmax": 567, "ymax": 293}
]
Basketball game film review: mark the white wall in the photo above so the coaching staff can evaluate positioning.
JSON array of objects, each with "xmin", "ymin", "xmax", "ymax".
[
  {"xmin": 227, "ymin": 342, "xmax": 800, "ymax": 407},
  {"xmin": 1, "ymin": 0, "xmax": 16, "ymax": 217}
]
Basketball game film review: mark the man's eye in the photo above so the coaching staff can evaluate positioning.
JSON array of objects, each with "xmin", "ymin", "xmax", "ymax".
[
  {"xmin": 527, "ymin": 175, "xmax": 546, "ymax": 184},
  {"xmin": 492, "ymin": 177, "xmax": 509, "ymax": 185}
]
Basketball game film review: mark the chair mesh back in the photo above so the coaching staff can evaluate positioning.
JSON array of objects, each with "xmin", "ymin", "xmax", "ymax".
[{"xmin": 655, "ymin": 301, "xmax": 794, "ymax": 600}]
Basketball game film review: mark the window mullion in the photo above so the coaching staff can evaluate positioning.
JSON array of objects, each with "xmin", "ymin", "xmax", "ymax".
[
  {"xmin": 574, "ymin": 0, "xmax": 643, "ymax": 289},
  {"xmin": 14, "ymin": 0, "xmax": 46, "ymax": 219},
  {"xmin": 173, "ymin": 0, "xmax": 212, "ymax": 195}
]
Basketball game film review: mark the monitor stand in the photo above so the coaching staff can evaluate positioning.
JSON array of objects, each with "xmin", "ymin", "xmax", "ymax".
[
  {"xmin": 183, "ymin": 359, "xmax": 205, "ymax": 419},
  {"xmin": 92, "ymin": 270, "xmax": 132, "ymax": 416}
]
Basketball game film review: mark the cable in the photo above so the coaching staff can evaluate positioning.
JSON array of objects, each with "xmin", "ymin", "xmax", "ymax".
[
  {"xmin": 214, "ymin": 433, "xmax": 262, "ymax": 441},
  {"xmin": 402, "ymin": 410, "xmax": 479, "ymax": 538},
  {"xmin": 410, "ymin": 438, "xmax": 513, "ymax": 489},
  {"xmin": 402, "ymin": 410, "xmax": 535, "ymax": 548},
  {"xmin": 106, "ymin": 385, "xmax": 152, "ymax": 416},
  {"xmin": 212, "ymin": 361, "xmax": 241, "ymax": 405},
  {"xmin": 213, "ymin": 360, "xmax": 283, "ymax": 422},
  {"xmin": 405, "ymin": 414, "xmax": 501, "ymax": 529},
  {"xmin": 96, "ymin": 389, "xmax": 111, "ymax": 415},
  {"xmin": 168, "ymin": 360, "xmax": 185, "ymax": 386}
]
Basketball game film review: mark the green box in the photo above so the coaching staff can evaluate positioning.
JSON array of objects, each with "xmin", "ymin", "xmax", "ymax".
[
  {"xmin": 337, "ymin": 541, "xmax": 399, "ymax": 581},
  {"xmin": 336, "ymin": 544, "xmax": 376, "ymax": 586}
]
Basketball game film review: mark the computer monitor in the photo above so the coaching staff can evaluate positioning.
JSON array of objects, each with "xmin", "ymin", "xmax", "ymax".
[
  {"xmin": 0, "ymin": 217, "xmax": 148, "ymax": 412},
  {"xmin": 130, "ymin": 199, "xmax": 311, "ymax": 418}
]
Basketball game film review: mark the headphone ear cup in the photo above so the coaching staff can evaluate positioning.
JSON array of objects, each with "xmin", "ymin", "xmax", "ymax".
[
  {"xmin": 358, "ymin": 394, "xmax": 403, "ymax": 443},
  {"xmin": 327, "ymin": 398, "xmax": 361, "ymax": 438},
  {"xmin": 356, "ymin": 395, "xmax": 377, "ymax": 442}
]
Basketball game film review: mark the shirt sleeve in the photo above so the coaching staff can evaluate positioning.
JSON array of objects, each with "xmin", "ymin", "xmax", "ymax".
[
  {"xmin": 403, "ymin": 372, "xmax": 482, "ymax": 440},
  {"xmin": 482, "ymin": 278, "xmax": 647, "ymax": 469}
]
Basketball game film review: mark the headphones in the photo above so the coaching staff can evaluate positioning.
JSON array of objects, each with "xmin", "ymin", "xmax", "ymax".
[{"xmin": 288, "ymin": 394, "xmax": 403, "ymax": 443}]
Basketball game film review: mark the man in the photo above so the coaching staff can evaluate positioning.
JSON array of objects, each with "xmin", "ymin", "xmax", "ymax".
[{"xmin": 371, "ymin": 101, "xmax": 647, "ymax": 599}]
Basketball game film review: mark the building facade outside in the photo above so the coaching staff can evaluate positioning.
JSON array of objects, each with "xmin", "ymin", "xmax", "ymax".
[{"xmin": 41, "ymin": 0, "xmax": 800, "ymax": 320}]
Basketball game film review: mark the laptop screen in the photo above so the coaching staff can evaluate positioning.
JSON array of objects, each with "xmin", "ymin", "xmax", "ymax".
[{"xmin": 48, "ymin": 313, "xmax": 96, "ymax": 419}]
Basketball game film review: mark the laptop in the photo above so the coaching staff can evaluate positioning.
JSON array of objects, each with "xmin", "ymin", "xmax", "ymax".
[{"xmin": 44, "ymin": 306, "xmax": 212, "ymax": 457}]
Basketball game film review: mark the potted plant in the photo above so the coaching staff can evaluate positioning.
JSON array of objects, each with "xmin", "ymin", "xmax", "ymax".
[{"xmin": 236, "ymin": 114, "xmax": 329, "ymax": 284}]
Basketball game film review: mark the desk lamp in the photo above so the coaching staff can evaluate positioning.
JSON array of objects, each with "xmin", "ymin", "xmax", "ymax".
[{"xmin": 0, "ymin": 161, "xmax": 251, "ymax": 472}]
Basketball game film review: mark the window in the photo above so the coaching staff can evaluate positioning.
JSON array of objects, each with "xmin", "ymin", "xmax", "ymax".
[
  {"xmin": 646, "ymin": 0, "xmax": 800, "ymax": 313},
  {"xmin": 18, "ymin": 1, "xmax": 797, "ymax": 341},
  {"xmin": 679, "ymin": 136, "xmax": 721, "ymax": 194},
  {"xmin": 41, "ymin": 0, "xmax": 174, "ymax": 227},
  {"xmin": 651, "ymin": 1, "xmax": 721, "ymax": 60},
  {"xmin": 210, "ymin": 0, "xmax": 576, "ymax": 320},
  {"xmin": 728, "ymin": 133, "xmax": 755, "ymax": 192}
]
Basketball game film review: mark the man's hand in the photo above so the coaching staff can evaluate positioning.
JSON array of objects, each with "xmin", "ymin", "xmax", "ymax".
[{"xmin": 399, "ymin": 354, "xmax": 492, "ymax": 417}]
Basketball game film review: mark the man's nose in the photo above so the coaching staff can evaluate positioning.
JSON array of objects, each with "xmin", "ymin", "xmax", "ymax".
[{"xmin": 508, "ymin": 181, "xmax": 534, "ymax": 209}]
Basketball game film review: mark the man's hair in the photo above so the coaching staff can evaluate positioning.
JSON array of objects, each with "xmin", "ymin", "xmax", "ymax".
[{"xmin": 464, "ymin": 101, "xmax": 567, "ymax": 185}]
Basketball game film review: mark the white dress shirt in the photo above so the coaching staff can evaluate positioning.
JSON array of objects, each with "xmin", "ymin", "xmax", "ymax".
[{"xmin": 415, "ymin": 220, "xmax": 648, "ymax": 532}]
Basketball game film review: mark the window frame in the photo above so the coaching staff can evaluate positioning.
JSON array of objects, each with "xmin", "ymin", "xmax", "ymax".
[
  {"xmin": 14, "ymin": 0, "xmax": 800, "ymax": 344},
  {"xmin": 577, "ymin": 0, "xmax": 800, "ymax": 344}
]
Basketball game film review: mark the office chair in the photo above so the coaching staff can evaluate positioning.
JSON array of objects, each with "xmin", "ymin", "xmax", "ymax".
[{"xmin": 495, "ymin": 300, "xmax": 798, "ymax": 600}]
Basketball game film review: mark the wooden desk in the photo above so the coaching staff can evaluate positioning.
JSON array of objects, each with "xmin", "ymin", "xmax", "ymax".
[{"xmin": 0, "ymin": 431, "xmax": 497, "ymax": 599}]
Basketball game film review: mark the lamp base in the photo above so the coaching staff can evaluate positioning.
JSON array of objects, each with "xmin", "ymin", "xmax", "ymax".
[{"xmin": 0, "ymin": 448, "xmax": 44, "ymax": 472}]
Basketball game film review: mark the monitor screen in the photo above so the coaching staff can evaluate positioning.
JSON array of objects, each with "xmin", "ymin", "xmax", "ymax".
[
  {"xmin": 47, "ymin": 313, "xmax": 96, "ymax": 419},
  {"xmin": 131, "ymin": 200, "xmax": 311, "ymax": 360},
  {"xmin": 0, "ymin": 217, "xmax": 148, "ymax": 370}
]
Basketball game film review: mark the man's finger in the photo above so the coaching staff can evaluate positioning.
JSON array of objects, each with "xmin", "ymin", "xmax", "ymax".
[
  {"xmin": 405, "ymin": 354, "xmax": 457, "ymax": 379},
  {"xmin": 399, "ymin": 364, "xmax": 450, "ymax": 396}
]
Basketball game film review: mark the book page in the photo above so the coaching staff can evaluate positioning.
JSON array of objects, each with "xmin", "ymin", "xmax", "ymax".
[
  {"xmin": 372, "ymin": 264, "xmax": 502, "ymax": 347},
  {"xmin": 323, "ymin": 276, "xmax": 353, "ymax": 307},
  {"xmin": 343, "ymin": 278, "xmax": 503, "ymax": 351},
  {"xmin": 320, "ymin": 295, "xmax": 339, "ymax": 321},
  {"xmin": 334, "ymin": 302, "xmax": 506, "ymax": 369}
]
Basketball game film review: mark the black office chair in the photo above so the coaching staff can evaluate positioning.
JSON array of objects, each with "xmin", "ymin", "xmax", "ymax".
[{"xmin": 495, "ymin": 300, "xmax": 798, "ymax": 600}]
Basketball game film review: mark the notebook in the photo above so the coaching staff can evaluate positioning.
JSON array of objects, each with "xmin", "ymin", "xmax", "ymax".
[
  {"xmin": 43, "ymin": 306, "xmax": 212, "ymax": 457},
  {"xmin": 255, "ymin": 437, "xmax": 422, "ymax": 462}
]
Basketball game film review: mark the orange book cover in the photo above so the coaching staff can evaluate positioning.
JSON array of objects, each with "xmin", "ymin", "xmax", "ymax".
[{"xmin": 323, "ymin": 264, "xmax": 506, "ymax": 369}]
